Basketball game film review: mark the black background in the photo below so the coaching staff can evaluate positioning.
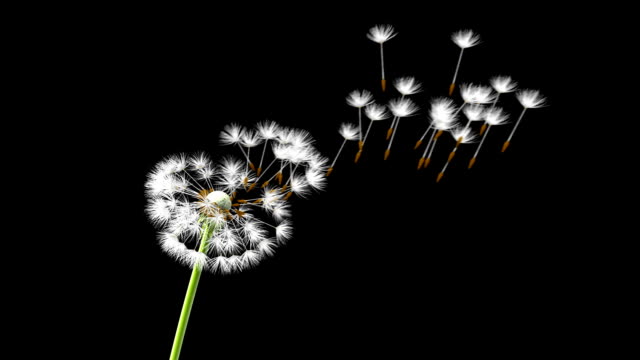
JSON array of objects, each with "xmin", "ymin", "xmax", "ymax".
[{"xmin": 108, "ymin": 5, "xmax": 574, "ymax": 358}]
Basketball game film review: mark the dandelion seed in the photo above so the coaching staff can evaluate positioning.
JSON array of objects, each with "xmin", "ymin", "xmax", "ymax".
[
  {"xmin": 346, "ymin": 89, "xmax": 374, "ymax": 109},
  {"xmin": 355, "ymin": 103, "xmax": 390, "ymax": 163},
  {"xmin": 367, "ymin": 24, "xmax": 397, "ymax": 91},
  {"xmin": 462, "ymin": 104, "xmax": 485, "ymax": 129},
  {"xmin": 449, "ymin": 30, "xmax": 480, "ymax": 96},
  {"xmin": 487, "ymin": 75, "xmax": 518, "ymax": 111},
  {"xmin": 220, "ymin": 123, "xmax": 245, "ymax": 146},
  {"xmin": 306, "ymin": 165, "xmax": 328, "ymax": 190},
  {"xmin": 255, "ymin": 121, "xmax": 281, "ymax": 176},
  {"xmin": 241, "ymin": 130, "xmax": 263, "ymax": 172},
  {"xmin": 469, "ymin": 107, "xmax": 509, "ymax": 169},
  {"xmin": 189, "ymin": 153, "xmax": 211, "ymax": 171},
  {"xmin": 347, "ymin": 89, "xmax": 374, "ymax": 150},
  {"xmin": 220, "ymin": 123, "xmax": 256, "ymax": 172},
  {"xmin": 272, "ymin": 202, "xmax": 291, "ymax": 222},
  {"xmin": 386, "ymin": 76, "xmax": 422, "ymax": 140},
  {"xmin": 327, "ymin": 123, "xmax": 359, "ymax": 176},
  {"xmin": 502, "ymin": 90, "xmax": 546, "ymax": 152},
  {"xmin": 516, "ymin": 89, "xmax": 546, "ymax": 109},
  {"xmin": 417, "ymin": 98, "xmax": 458, "ymax": 169},
  {"xmin": 385, "ymin": 98, "xmax": 419, "ymax": 160},
  {"xmin": 436, "ymin": 127, "xmax": 477, "ymax": 182},
  {"xmin": 275, "ymin": 220, "xmax": 293, "ymax": 244}
]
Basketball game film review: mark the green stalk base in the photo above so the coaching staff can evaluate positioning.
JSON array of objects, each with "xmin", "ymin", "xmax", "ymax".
[{"xmin": 169, "ymin": 220, "xmax": 215, "ymax": 360}]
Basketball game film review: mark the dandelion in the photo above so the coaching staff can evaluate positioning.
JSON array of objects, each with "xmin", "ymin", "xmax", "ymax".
[
  {"xmin": 436, "ymin": 127, "xmax": 477, "ymax": 182},
  {"xmin": 449, "ymin": 29, "xmax": 480, "ymax": 96},
  {"xmin": 502, "ymin": 89, "xmax": 546, "ymax": 152},
  {"xmin": 346, "ymin": 89, "xmax": 374, "ymax": 148},
  {"xmin": 387, "ymin": 76, "xmax": 422, "ymax": 140},
  {"xmin": 147, "ymin": 155, "xmax": 282, "ymax": 358},
  {"xmin": 367, "ymin": 24, "xmax": 397, "ymax": 91},
  {"xmin": 469, "ymin": 107, "xmax": 509, "ymax": 169},
  {"xmin": 385, "ymin": 98, "xmax": 419, "ymax": 160},
  {"xmin": 151, "ymin": 124, "xmax": 325, "ymax": 359},
  {"xmin": 355, "ymin": 103, "xmax": 390, "ymax": 163},
  {"xmin": 327, "ymin": 123, "xmax": 359, "ymax": 176},
  {"xmin": 417, "ymin": 98, "xmax": 458, "ymax": 169}
]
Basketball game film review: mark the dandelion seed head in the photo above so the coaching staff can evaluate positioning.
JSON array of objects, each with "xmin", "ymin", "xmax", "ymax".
[
  {"xmin": 272, "ymin": 143, "xmax": 293, "ymax": 161},
  {"xmin": 196, "ymin": 167, "xmax": 215, "ymax": 181},
  {"xmin": 490, "ymin": 76, "xmax": 518, "ymax": 93},
  {"xmin": 346, "ymin": 90, "xmax": 374, "ymax": 108},
  {"xmin": 450, "ymin": 126, "xmax": 477, "ymax": 144},
  {"xmin": 290, "ymin": 175, "xmax": 311, "ymax": 197},
  {"xmin": 339, "ymin": 123, "xmax": 360, "ymax": 140},
  {"xmin": 189, "ymin": 153, "xmax": 211, "ymax": 171},
  {"xmin": 305, "ymin": 167, "xmax": 327, "ymax": 191},
  {"xmin": 171, "ymin": 154, "xmax": 188, "ymax": 173},
  {"xmin": 275, "ymin": 220, "xmax": 293, "ymax": 244},
  {"xmin": 241, "ymin": 250, "xmax": 262, "ymax": 267},
  {"xmin": 388, "ymin": 98, "xmax": 419, "ymax": 118},
  {"xmin": 185, "ymin": 250, "xmax": 209, "ymax": 270},
  {"xmin": 364, "ymin": 103, "xmax": 390, "ymax": 121},
  {"xmin": 257, "ymin": 239, "xmax": 277, "ymax": 257},
  {"xmin": 287, "ymin": 128, "xmax": 315, "ymax": 149},
  {"xmin": 241, "ymin": 130, "xmax": 263, "ymax": 148},
  {"xmin": 155, "ymin": 159, "xmax": 177, "ymax": 177},
  {"xmin": 463, "ymin": 104, "xmax": 485, "ymax": 122},
  {"xmin": 288, "ymin": 146, "xmax": 314, "ymax": 164},
  {"xmin": 272, "ymin": 203, "xmax": 291, "ymax": 222},
  {"xmin": 516, "ymin": 90, "xmax": 546, "ymax": 109},
  {"xmin": 262, "ymin": 187, "xmax": 284, "ymax": 211},
  {"xmin": 256, "ymin": 120, "xmax": 281, "ymax": 140},
  {"xmin": 243, "ymin": 220, "xmax": 267, "ymax": 245},
  {"xmin": 452, "ymin": 29, "xmax": 480, "ymax": 49},
  {"xmin": 160, "ymin": 232, "xmax": 187, "ymax": 256},
  {"xmin": 146, "ymin": 122, "xmax": 313, "ymax": 274},
  {"xmin": 146, "ymin": 198, "xmax": 173, "ymax": 226},
  {"xmin": 433, "ymin": 118, "xmax": 457, "ymax": 131},
  {"xmin": 220, "ymin": 123, "xmax": 246, "ymax": 146},
  {"xmin": 307, "ymin": 154, "xmax": 329, "ymax": 172},
  {"xmin": 484, "ymin": 107, "xmax": 510, "ymax": 125},
  {"xmin": 460, "ymin": 84, "xmax": 496, "ymax": 104},
  {"xmin": 394, "ymin": 76, "xmax": 422, "ymax": 95},
  {"xmin": 367, "ymin": 24, "xmax": 397, "ymax": 44},
  {"xmin": 430, "ymin": 98, "xmax": 458, "ymax": 125},
  {"xmin": 218, "ymin": 157, "xmax": 243, "ymax": 178}
]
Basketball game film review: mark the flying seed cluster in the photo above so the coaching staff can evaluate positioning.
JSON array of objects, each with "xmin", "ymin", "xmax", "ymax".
[{"xmin": 328, "ymin": 25, "xmax": 546, "ymax": 182}]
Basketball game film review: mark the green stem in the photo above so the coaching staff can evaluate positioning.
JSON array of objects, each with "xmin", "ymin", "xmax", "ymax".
[{"xmin": 169, "ymin": 220, "xmax": 215, "ymax": 360}]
